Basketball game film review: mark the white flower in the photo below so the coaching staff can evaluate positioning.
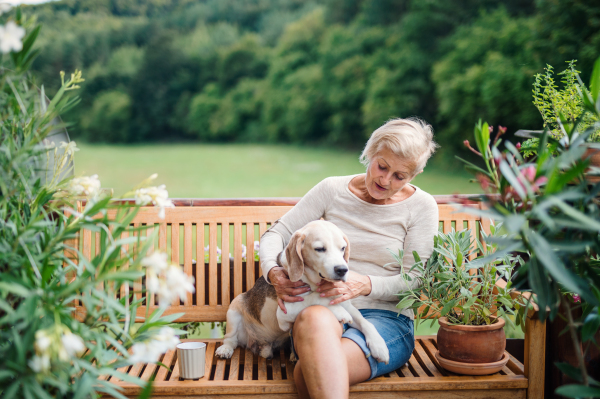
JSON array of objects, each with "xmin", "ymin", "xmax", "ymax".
[
  {"xmin": 0, "ymin": 4, "xmax": 12, "ymax": 15},
  {"xmin": 61, "ymin": 331, "xmax": 85, "ymax": 357},
  {"xmin": 142, "ymin": 252, "xmax": 195, "ymax": 308},
  {"xmin": 134, "ymin": 185, "xmax": 174, "ymax": 220},
  {"xmin": 152, "ymin": 327, "xmax": 180, "ymax": 353},
  {"xmin": 28, "ymin": 354, "xmax": 50, "ymax": 373},
  {"xmin": 254, "ymin": 241, "xmax": 260, "ymax": 252},
  {"xmin": 59, "ymin": 141, "xmax": 79, "ymax": 156},
  {"xmin": 129, "ymin": 327, "xmax": 180, "ymax": 364},
  {"xmin": 241, "ymin": 244, "xmax": 247, "ymax": 261},
  {"xmin": 129, "ymin": 341, "xmax": 163, "ymax": 364},
  {"xmin": 140, "ymin": 252, "xmax": 169, "ymax": 274},
  {"xmin": 165, "ymin": 264, "xmax": 195, "ymax": 302},
  {"xmin": 0, "ymin": 21, "xmax": 25, "ymax": 53},
  {"xmin": 67, "ymin": 175, "xmax": 101, "ymax": 197},
  {"xmin": 42, "ymin": 139, "xmax": 56, "ymax": 149},
  {"xmin": 34, "ymin": 330, "xmax": 52, "ymax": 355}
]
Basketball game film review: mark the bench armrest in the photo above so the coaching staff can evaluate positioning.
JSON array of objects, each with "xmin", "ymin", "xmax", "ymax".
[{"xmin": 494, "ymin": 279, "xmax": 545, "ymax": 399}]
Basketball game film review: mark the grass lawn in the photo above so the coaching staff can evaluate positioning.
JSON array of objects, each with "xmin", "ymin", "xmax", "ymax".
[
  {"xmin": 75, "ymin": 143, "xmax": 480, "ymax": 198},
  {"xmin": 77, "ymin": 143, "xmax": 501, "ymax": 339}
]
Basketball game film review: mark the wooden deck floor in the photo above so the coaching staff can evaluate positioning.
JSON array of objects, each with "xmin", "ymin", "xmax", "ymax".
[{"xmin": 107, "ymin": 336, "xmax": 528, "ymax": 398}]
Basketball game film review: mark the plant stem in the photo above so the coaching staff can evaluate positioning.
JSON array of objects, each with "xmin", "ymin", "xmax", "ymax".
[{"xmin": 560, "ymin": 294, "xmax": 589, "ymax": 388}]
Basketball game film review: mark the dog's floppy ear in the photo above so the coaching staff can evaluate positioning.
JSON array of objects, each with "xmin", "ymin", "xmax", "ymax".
[
  {"xmin": 342, "ymin": 233, "xmax": 350, "ymax": 263},
  {"xmin": 286, "ymin": 230, "xmax": 305, "ymax": 282}
]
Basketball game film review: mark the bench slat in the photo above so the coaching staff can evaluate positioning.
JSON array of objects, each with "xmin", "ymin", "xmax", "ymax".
[
  {"xmin": 171, "ymin": 222, "xmax": 180, "ymax": 306},
  {"xmin": 413, "ymin": 339, "xmax": 443, "ymax": 377},
  {"xmin": 184, "ymin": 222, "xmax": 193, "ymax": 305},
  {"xmin": 228, "ymin": 348, "xmax": 241, "ymax": 381},
  {"xmin": 407, "ymin": 354, "xmax": 429, "ymax": 377},
  {"xmin": 272, "ymin": 353, "xmax": 282, "ymax": 380},
  {"xmin": 213, "ymin": 357, "xmax": 226, "ymax": 381},
  {"xmin": 246, "ymin": 223, "xmax": 255, "ymax": 290},
  {"xmin": 155, "ymin": 349, "xmax": 176, "ymax": 382},
  {"xmin": 243, "ymin": 349, "xmax": 253, "ymax": 381},
  {"xmin": 233, "ymin": 222, "xmax": 243, "ymax": 298},
  {"xmin": 196, "ymin": 223, "xmax": 205, "ymax": 306},
  {"xmin": 221, "ymin": 223, "xmax": 230, "ymax": 307},
  {"xmin": 258, "ymin": 356, "xmax": 267, "ymax": 381},
  {"xmin": 209, "ymin": 223, "xmax": 218, "ymax": 306}
]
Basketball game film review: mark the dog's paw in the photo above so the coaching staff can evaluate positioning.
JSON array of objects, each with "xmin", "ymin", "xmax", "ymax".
[
  {"xmin": 290, "ymin": 351, "xmax": 298, "ymax": 363},
  {"xmin": 215, "ymin": 345, "xmax": 234, "ymax": 359},
  {"xmin": 259, "ymin": 345, "xmax": 273, "ymax": 359},
  {"xmin": 339, "ymin": 315, "xmax": 353, "ymax": 325},
  {"xmin": 366, "ymin": 335, "xmax": 390, "ymax": 365},
  {"xmin": 278, "ymin": 320, "xmax": 292, "ymax": 332}
]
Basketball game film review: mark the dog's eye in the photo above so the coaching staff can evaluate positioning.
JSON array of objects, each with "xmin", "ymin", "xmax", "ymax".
[
  {"xmin": 315, "ymin": 247, "xmax": 326, "ymax": 252},
  {"xmin": 341, "ymin": 247, "xmax": 346, "ymax": 252}
]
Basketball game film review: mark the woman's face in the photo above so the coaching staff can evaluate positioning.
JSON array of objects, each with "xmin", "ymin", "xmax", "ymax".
[{"xmin": 365, "ymin": 147, "xmax": 417, "ymax": 201}]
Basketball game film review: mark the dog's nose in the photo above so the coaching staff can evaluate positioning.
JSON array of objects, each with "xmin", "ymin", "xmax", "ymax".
[{"xmin": 334, "ymin": 266, "xmax": 348, "ymax": 277}]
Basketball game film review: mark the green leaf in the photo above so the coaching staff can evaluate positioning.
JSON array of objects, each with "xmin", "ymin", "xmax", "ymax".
[
  {"xmin": 499, "ymin": 160, "xmax": 527, "ymax": 200},
  {"xmin": 441, "ymin": 299, "xmax": 457, "ymax": 317},
  {"xmin": 591, "ymin": 56, "xmax": 600, "ymax": 103},
  {"xmin": 527, "ymin": 231, "xmax": 583, "ymax": 296},
  {"xmin": 137, "ymin": 380, "xmax": 154, "ymax": 399},
  {"xmin": 555, "ymin": 362, "xmax": 583, "ymax": 383},
  {"xmin": 582, "ymin": 313, "xmax": 600, "ymax": 343},
  {"xmin": 0, "ymin": 282, "xmax": 30, "ymax": 297},
  {"xmin": 396, "ymin": 298, "xmax": 416, "ymax": 310},
  {"xmin": 555, "ymin": 384, "xmax": 600, "ymax": 398}
]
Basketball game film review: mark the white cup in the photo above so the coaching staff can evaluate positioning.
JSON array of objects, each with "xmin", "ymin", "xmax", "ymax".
[{"xmin": 176, "ymin": 342, "xmax": 206, "ymax": 379}]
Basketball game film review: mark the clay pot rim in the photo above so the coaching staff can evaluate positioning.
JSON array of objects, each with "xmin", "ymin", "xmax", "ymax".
[
  {"xmin": 438, "ymin": 316, "xmax": 505, "ymax": 332},
  {"xmin": 435, "ymin": 350, "xmax": 509, "ymax": 371}
]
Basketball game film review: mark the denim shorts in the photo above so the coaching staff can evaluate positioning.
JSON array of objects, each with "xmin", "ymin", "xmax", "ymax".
[{"xmin": 291, "ymin": 308, "xmax": 414, "ymax": 380}]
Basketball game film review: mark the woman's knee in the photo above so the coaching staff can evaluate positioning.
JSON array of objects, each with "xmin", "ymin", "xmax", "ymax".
[{"xmin": 293, "ymin": 306, "xmax": 342, "ymax": 342}]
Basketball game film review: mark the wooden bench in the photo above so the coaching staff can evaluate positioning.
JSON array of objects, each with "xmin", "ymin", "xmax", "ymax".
[{"xmin": 72, "ymin": 197, "xmax": 545, "ymax": 398}]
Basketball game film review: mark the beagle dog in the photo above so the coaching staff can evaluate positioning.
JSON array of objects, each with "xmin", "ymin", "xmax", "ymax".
[{"xmin": 215, "ymin": 220, "xmax": 390, "ymax": 364}]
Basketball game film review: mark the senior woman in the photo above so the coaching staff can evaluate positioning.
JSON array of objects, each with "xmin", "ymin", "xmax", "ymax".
[{"xmin": 259, "ymin": 117, "xmax": 439, "ymax": 399}]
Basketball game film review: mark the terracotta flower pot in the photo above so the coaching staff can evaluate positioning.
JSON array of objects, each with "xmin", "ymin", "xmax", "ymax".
[{"xmin": 437, "ymin": 317, "xmax": 506, "ymax": 364}]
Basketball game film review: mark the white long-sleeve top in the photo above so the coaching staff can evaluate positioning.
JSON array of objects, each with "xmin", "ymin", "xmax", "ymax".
[{"xmin": 259, "ymin": 175, "xmax": 439, "ymax": 318}]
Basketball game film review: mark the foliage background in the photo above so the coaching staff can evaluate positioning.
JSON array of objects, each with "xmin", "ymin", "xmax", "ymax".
[{"xmin": 25, "ymin": 0, "xmax": 600, "ymax": 157}]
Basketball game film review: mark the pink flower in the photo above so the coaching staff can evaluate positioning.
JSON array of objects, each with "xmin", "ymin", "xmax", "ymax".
[
  {"xmin": 476, "ymin": 173, "xmax": 492, "ymax": 191},
  {"xmin": 498, "ymin": 126, "xmax": 507, "ymax": 134},
  {"xmin": 516, "ymin": 142, "xmax": 521, "ymax": 150},
  {"xmin": 573, "ymin": 294, "xmax": 581, "ymax": 303},
  {"xmin": 488, "ymin": 126, "xmax": 494, "ymax": 133}
]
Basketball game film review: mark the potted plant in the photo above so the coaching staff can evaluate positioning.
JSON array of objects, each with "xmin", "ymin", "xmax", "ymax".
[
  {"xmin": 456, "ymin": 57, "xmax": 600, "ymax": 397},
  {"xmin": 395, "ymin": 225, "xmax": 530, "ymax": 375}
]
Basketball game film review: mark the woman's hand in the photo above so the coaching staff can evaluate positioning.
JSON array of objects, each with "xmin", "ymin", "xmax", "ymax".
[
  {"xmin": 316, "ymin": 271, "xmax": 372, "ymax": 305},
  {"xmin": 268, "ymin": 266, "xmax": 311, "ymax": 314}
]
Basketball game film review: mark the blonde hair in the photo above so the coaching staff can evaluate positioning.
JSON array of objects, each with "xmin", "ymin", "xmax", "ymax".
[{"xmin": 359, "ymin": 117, "xmax": 438, "ymax": 175}]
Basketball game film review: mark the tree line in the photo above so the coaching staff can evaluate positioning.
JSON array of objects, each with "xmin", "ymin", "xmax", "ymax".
[{"xmin": 28, "ymin": 0, "xmax": 600, "ymax": 155}]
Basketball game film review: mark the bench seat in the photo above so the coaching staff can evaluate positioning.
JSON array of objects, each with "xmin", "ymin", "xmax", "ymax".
[
  {"xmin": 67, "ymin": 198, "xmax": 543, "ymax": 398},
  {"xmin": 109, "ymin": 336, "xmax": 528, "ymax": 398}
]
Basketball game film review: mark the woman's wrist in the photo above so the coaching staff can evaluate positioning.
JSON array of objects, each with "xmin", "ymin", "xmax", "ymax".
[{"xmin": 361, "ymin": 274, "xmax": 372, "ymax": 296}]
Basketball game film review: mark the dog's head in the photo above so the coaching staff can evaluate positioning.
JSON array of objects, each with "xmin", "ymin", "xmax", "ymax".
[{"xmin": 284, "ymin": 220, "xmax": 350, "ymax": 284}]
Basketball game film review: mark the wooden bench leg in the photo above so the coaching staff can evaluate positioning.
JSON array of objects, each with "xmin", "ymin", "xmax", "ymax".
[{"xmin": 524, "ymin": 316, "xmax": 546, "ymax": 399}]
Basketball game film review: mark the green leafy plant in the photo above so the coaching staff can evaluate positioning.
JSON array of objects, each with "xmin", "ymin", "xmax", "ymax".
[
  {"xmin": 521, "ymin": 60, "xmax": 600, "ymax": 157},
  {"xmin": 459, "ymin": 57, "xmax": 600, "ymax": 398},
  {"xmin": 0, "ymin": 7, "xmax": 192, "ymax": 399},
  {"xmin": 395, "ymin": 225, "xmax": 529, "ymax": 329}
]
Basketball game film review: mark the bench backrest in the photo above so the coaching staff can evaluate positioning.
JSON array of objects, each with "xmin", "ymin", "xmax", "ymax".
[{"xmin": 70, "ymin": 198, "xmax": 489, "ymax": 323}]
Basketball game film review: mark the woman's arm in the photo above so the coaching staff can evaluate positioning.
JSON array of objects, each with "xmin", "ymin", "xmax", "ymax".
[{"xmin": 367, "ymin": 197, "xmax": 439, "ymax": 302}]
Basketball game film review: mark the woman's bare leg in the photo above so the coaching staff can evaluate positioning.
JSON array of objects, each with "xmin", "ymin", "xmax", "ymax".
[{"xmin": 292, "ymin": 306, "xmax": 371, "ymax": 399}]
